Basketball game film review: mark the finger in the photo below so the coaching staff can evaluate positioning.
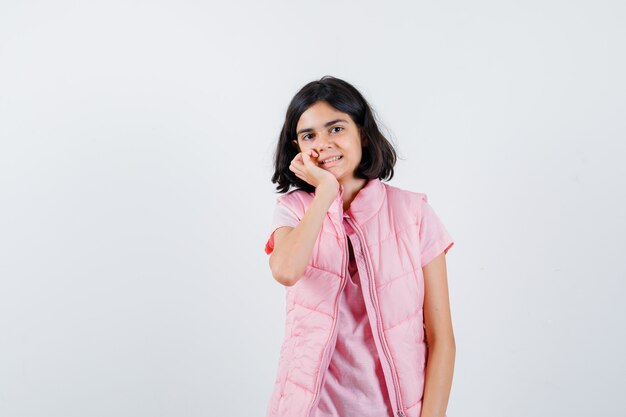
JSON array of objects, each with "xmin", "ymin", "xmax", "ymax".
[
  {"xmin": 302, "ymin": 150, "xmax": 315, "ymax": 166},
  {"xmin": 289, "ymin": 158, "xmax": 304, "ymax": 174},
  {"xmin": 293, "ymin": 169, "xmax": 306, "ymax": 182},
  {"xmin": 303, "ymin": 150, "xmax": 320, "ymax": 167},
  {"xmin": 290, "ymin": 160, "xmax": 304, "ymax": 171}
]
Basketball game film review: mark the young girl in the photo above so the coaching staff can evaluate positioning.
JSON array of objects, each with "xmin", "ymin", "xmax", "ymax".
[{"xmin": 264, "ymin": 76, "xmax": 455, "ymax": 417}]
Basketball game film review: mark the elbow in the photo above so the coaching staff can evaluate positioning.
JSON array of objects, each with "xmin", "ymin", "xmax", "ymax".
[
  {"xmin": 269, "ymin": 261, "xmax": 298, "ymax": 287},
  {"xmin": 271, "ymin": 266, "xmax": 305, "ymax": 287},
  {"xmin": 269, "ymin": 254, "xmax": 304, "ymax": 287},
  {"xmin": 272, "ymin": 270, "xmax": 296, "ymax": 287}
]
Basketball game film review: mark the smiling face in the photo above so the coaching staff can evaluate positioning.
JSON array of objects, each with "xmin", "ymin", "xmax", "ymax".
[{"xmin": 293, "ymin": 101, "xmax": 364, "ymax": 187}]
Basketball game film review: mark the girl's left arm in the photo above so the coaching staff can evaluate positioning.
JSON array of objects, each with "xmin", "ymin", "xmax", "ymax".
[{"xmin": 420, "ymin": 251, "xmax": 456, "ymax": 417}]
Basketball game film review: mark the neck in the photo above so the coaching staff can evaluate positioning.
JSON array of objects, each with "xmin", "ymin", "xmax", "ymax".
[{"xmin": 340, "ymin": 178, "xmax": 368, "ymax": 212}]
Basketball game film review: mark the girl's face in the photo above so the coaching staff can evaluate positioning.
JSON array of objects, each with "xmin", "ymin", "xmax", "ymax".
[{"xmin": 292, "ymin": 101, "xmax": 363, "ymax": 187}]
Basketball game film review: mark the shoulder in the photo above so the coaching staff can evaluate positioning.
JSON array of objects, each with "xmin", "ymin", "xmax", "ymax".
[
  {"xmin": 273, "ymin": 188, "xmax": 314, "ymax": 217},
  {"xmin": 382, "ymin": 182, "xmax": 428, "ymax": 215},
  {"xmin": 275, "ymin": 187, "xmax": 312, "ymax": 204}
]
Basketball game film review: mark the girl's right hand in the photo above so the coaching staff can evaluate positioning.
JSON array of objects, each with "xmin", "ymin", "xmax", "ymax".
[{"xmin": 289, "ymin": 149, "xmax": 339, "ymax": 194}]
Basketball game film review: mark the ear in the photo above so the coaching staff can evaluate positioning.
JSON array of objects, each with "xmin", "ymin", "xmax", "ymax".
[{"xmin": 291, "ymin": 139, "xmax": 299, "ymax": 150}]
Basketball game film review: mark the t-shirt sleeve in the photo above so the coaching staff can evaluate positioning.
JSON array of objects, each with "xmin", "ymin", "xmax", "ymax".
[
  {"xmin": 264, "ymin": 202, "xmax": 300, "ymax": 255},
  {"xmin": 418, "ymin": 194, "xmax": 455, "ymax": 268}
]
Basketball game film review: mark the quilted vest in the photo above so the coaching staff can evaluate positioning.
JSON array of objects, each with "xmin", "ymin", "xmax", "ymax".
[{"xmin": 265, "ymin": 178, "xmax": 448, "ymax": 417}]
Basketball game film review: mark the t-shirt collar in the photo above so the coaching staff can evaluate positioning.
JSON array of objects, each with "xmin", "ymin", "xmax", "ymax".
[{"xmin": 318, "ymin": 178, "xmax": 386, "ymax": 224}]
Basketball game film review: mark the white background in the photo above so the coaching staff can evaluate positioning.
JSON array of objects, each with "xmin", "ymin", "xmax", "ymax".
[{"xmin": 1, "ymin": 1, "xmax": 624, "ymax": 416}]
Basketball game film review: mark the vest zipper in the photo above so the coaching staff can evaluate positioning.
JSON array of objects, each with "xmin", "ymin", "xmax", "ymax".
[
  {"xmin": 345, "ymin": 217, "xmax": 406, "ymax": 417},
  {"xmin": 305, "ymin": 223, "xmax": 349, "ymax": 417}
]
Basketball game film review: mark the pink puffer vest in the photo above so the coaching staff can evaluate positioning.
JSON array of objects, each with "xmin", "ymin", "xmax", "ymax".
[{"xmin": 264, "ymin": 178, "xmax": 453, "ymax": 417}]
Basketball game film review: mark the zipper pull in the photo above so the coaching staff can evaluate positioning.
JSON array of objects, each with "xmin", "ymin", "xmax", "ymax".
[{"xmin": 397, "ymin": 410, "xmax": 405, "ymax": 417}]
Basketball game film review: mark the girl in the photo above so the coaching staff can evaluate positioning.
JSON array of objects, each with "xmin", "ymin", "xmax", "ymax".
[{"xmin": 264, "ymin": 76, "xmax": 455, "ymax": 417}]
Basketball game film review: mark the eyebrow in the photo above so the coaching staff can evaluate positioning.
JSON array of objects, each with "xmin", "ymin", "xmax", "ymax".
[{"xmin": 296, "ymin": 119, "xmax": 348, "ymax": 136}]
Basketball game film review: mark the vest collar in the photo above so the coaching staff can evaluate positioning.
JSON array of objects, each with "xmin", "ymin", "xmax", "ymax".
[{"xmin": 313, "ymin": 178, "xmax": 386, "ymax": 224}]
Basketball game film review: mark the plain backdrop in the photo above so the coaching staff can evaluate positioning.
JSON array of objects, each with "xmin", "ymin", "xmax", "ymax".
[{"xmin": 1, "ymin": 1, "xmax": 624, "ymax": 416}]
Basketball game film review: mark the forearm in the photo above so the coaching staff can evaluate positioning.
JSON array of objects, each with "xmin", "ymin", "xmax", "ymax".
[{"xmin": 419, "ymin": 340, "xmax": 455, "ymax": 417}]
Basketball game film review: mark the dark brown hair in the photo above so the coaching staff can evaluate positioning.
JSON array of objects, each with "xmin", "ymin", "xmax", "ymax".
[{"xmin": 270, "ymin": 75, "xmax": 397, "ymax": 193}]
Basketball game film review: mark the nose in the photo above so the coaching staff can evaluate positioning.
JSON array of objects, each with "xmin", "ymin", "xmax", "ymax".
[{"xmin": 315, "ymin": 131, "xmax": 333, "ymax": 152}]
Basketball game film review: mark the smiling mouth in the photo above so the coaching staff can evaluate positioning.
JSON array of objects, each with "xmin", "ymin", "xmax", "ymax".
[{"xmin": 319, "ymin": 155, "xmax": 343, "ymax": 165}]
